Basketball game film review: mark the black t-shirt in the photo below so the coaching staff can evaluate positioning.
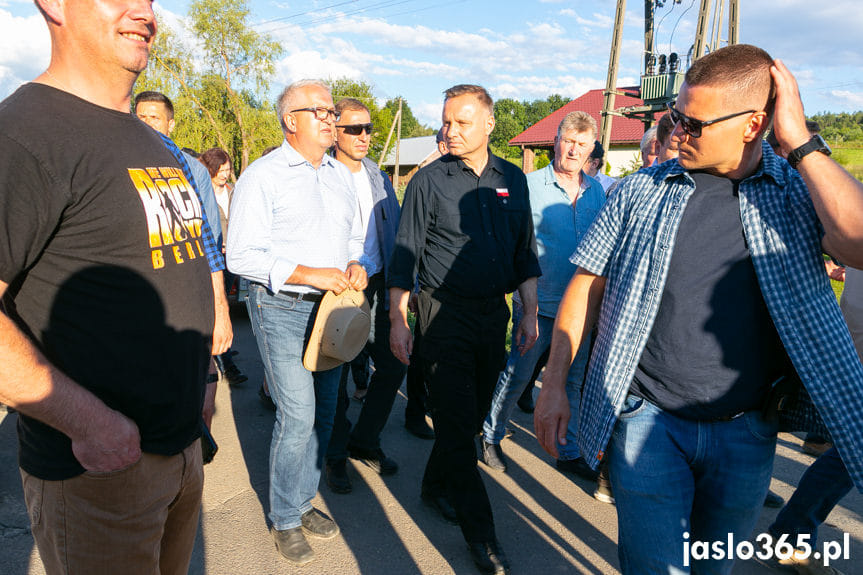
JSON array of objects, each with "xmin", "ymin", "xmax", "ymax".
[
  {"xmin": 631, "ymin": 171, "xmax": 787, "ymax": 420},
  {"xmin": 388, "ymin": 153, "xmax": 541, "ymax": 298},
  {"xmin": 0, "ymin": 84, "xmax": 214, "ymax": 480}
]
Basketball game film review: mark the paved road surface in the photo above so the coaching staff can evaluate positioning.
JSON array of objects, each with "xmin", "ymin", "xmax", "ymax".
[{"xmin": 2, "ymin": 308, "xmax": 861, "ymax": 574}]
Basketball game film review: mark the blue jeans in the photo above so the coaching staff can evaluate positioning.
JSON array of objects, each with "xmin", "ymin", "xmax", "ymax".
[
  {"xmin": 246, "ymin": 284, "xmax": 341, "ymax": 531},
  {"xmin": 608, "ymin": 395, "xmax": 777, "ymax": 575},
  {"xmin": 483, "ymin": 310, "xmax": 591, "ymax": 460},
  {"xmin": 769, "ymin": 446, "xmax": 853, "ymax": 545}
]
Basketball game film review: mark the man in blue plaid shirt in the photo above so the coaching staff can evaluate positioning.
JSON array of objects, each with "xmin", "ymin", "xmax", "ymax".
[{"xmin": 535, "ymin": 44, "xmax": 863, "ymax": 574}]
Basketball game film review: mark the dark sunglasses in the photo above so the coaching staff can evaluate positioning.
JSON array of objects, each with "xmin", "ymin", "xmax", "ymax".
[
  {"xmin": 336, "ymin": 123, "xmax": 373, "ymax": 136},
  {"xmin": 290, "ymin": 106, "xmax": 339, "ymax": 122},
  {"xmin": 666, "ymin": 102, "xmax": 756, "ymax": 138}
]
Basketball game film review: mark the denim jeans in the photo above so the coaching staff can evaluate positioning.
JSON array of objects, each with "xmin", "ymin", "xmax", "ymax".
[
  {"xmin": 246, "ymin": 284, "xmax": 341, "ymax": 531},
  {"xmin": 483, "ymin": 306, "xmax": 591, "ymax": 460},
  {"xmin": 608, "ymin": 395, "xmax": 777, "ymax": 575},
  {"xmin": 769, "ymin": 446, "xmax": 853, "ymax": 545}
]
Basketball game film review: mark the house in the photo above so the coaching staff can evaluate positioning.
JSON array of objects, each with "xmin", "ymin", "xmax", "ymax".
[
  {"xmin": 509, "ymin": 87, "xmax": 651, "ymax": 176},
  {"xmin": 380, "ymin": 135, "xmax": 441, "ymax": 187}
]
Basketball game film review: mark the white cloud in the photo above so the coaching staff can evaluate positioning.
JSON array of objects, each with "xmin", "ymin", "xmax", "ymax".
[
  {"xmin": 576, "ymin": 12, "xmax": 614, "ymax": 28},
  {"xmin": 415, "ymin": 101, "xmax": 444, "ymax": 127},
  {"xmin": 829, "ymin": 90, "xmax": 863, "ymax": 109},
  {"xmin": 0, "ymin": 9, "xmax": 49, "ymax": 96},
  {"xmin": 276, "ymin": 50, "xmax": 364, "ymax": 85},
  {"xmin": 559, "ymin": 8, "xmax": 575, "ymax": 17}
]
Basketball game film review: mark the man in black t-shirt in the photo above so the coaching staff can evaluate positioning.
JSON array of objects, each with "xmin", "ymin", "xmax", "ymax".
[{"xmin": 0, "ymin": 1, "xmax": 227, "ymax": 573}]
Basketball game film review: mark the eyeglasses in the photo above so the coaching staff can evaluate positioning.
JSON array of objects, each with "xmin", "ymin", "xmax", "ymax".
[
  {"xmin": 290, "ymin": 106, "xmax": 339, "ymax": 122},
  {"xmin": 666, "ymin": 102, "xmax": 756, "ymax": 138},
  {"xmin": 336, "ymin": 123, "xmax": 373, "ymax": 136}
]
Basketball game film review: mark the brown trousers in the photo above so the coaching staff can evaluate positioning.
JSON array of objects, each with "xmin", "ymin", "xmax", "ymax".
[{"xmin": 21, "ymin": 441, "xmax": 203, "ymax": 575}]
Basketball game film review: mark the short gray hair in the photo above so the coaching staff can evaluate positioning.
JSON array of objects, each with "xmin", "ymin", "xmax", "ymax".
[
  {"xmin": 277, "ymin": 79, "xmax": 330, "ymax": 131},
  {"xmin": 640, "ymin": 126, "xmax": 658, "ymax": 155},
  {"xmin": 557, "ymin": 111, "xmax": 597, "ymax": 140}
]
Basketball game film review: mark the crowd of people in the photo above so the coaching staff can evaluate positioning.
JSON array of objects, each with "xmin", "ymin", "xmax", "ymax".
[{"xmin": 0, "ymin": 2, "xmax": 862, "ymax": 575}]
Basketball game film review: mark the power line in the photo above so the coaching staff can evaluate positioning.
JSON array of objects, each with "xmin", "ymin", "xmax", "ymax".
[
  {"xmin": 258, "ymin": 0, "xmax": 421, "ymax": 33},
  {"xmin": 668, "ymin": 0, "xmax": 696, "ymax": 54},
  {"xmin": 254, "ymin": 0, "xmax": 359, "ymax": 27}
]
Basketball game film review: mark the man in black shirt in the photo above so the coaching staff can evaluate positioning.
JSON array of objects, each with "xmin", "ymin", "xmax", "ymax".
[
  {"xmin": 0, "ymin": 1, "xmax": 225, "ymax": 573},
  {"xmin": 388, "ymin": 84, "xmax": 541, "ymax": 575}
]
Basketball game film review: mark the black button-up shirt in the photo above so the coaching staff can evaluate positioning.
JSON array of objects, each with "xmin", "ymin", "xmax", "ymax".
[{"xmin": 388, "ymin": 151, "xmax": 541, "ymax": 299}]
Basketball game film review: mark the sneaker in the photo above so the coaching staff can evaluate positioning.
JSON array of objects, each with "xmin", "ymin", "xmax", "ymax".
[
  {"xmin": 347, "ymin": 445, "xmax": 398, "ymax": 475},
  {"xmin": 556, "ymin": 457, "xmax": 599, "ymax": 482},
  {"xmin": 481, "ymin": 441, "xmax": 507, "ymax": 472},
  {"xmin": 300, "ymin": 508, "xmax": 339, "ymax": 539},
  {"xmin": 271, "ymin": 526, "xmax": 314, "ymax": 564},
  {"xmin": 593, "ymin": 467, "xmax": 615, "ymax": 505},
  {"xmin": 325, "ymin": 459, "xmax": 352, "ymax": 494}
]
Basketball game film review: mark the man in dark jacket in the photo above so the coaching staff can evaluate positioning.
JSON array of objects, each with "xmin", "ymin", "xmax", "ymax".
[{"xmin": 325, "ymin": 98, "xmax": 407, "ymax": 493}]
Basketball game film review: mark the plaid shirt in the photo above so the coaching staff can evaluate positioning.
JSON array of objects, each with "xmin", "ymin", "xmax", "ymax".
[
  {"xmin": 572, "ymin": 141, "xmax": 863, "ymax": 491},
  {"xmin": 157, "ymin": 133, "xmax": 224, "ymax": 274}
]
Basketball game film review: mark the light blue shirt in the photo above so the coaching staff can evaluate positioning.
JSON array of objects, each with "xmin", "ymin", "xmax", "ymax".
[
  {"xmin": 572, "ymin": 142, "xmax": 863, "ymax": 491},
  {"xmin": 527, "ymin": 164, "xmax": 606, "ymax": 318},
  {"xmin": 226, "ymin": 140, "xmax": 364, "ymax": 293}
]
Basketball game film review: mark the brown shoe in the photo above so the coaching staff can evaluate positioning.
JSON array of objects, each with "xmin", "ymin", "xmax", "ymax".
[
  {"xmin": 802, "ymin": 440, "xmax": 832, "ymax": 457},
  {"xmin": 301, "ymin": 508, "xmax": 340, "ymax": 539},
  {"xmin": 271, "ymin": 526, "xmax": 314, "ymax": 564}
]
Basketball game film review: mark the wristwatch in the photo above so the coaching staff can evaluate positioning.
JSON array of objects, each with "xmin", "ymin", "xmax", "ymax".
[{"xmin": 787, "ymin": 134, "xmax": 831, "ymax": 169}]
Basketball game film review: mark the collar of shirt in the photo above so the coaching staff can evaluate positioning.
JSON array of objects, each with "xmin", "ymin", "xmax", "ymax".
[
  {"xmin": 444, "ymin": 148, "xmax": 506, "ymax": 178},
  {"xmin": 279, "ymin": 139, "xmax": 336, "ymax": 170}
]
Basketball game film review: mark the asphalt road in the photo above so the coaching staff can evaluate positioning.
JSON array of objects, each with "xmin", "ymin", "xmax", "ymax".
[{"xmin": 2, "ymin": 308, "xmax": 861, "ymax": 574}]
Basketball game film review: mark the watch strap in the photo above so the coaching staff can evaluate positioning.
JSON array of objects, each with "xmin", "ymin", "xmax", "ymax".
[{"xmin": 788, "ymin": 134, "xmax": 831, "ymax": 169}]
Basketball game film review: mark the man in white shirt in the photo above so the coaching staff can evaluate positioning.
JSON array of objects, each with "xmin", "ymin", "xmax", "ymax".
[
  {"xmin": 227, "ymin": 79, "xmax": 367, "ymax": 565},
  {"xmin": 325, "ymin": 98, "xmax": 406, "ymax": 494}
]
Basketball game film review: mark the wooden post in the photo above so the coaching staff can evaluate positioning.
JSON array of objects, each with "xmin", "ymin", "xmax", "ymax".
[
  {"xmin": 600, "ymin": 0, "xmax": 626, "ymax": 153},
  {"xmin": 522, "ymin": 146, "xmax": 535, "ymax": 173},
  {"xmin": 378, "ymin": 105, "xmax": 401, "ymax": 169},
  {"xmin": 393, "ymin": 98, "xmax": 403, "ymax": 191}
]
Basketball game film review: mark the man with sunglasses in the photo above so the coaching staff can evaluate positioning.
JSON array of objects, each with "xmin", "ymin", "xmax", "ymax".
[
  {"xmin": 325, "ymin": 97, "xmax": 406, "ymax": 494},
  {"xmin": 535, "ymin": 44, "xmax": 863, "ymax": 574},
  {"xmin": 227, "ymin": 79, "xmax": 367, "ymax": 565}
]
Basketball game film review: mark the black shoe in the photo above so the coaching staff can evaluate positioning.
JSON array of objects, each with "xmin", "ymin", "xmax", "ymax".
[
  {"xmin": 405, "ymin": 417, "xmax": 435, "ymax": 440},
  {"xmin": 556, "ymin": 457, "xmax": 599, "ymax": 482},
  {"xmin": 271, "ymin": 526, "xmax": 314, "ymax": 564},
  {"xmin": 421, "ymin": 492, "xmax": 459, "ymax": 525},
  {"xmin": 347, "ymin": 445, "xmax": 398, "ymax": 475},
  {"xmin": 516, "ymin": 395, "xmax": 535, "ymax": 414},
  {"xmin": 325, "ymin": 460, "xmax": 353, "ymax": 494},
  {"xmin": 468, "ymin": 540, "xmax": 510, "ymax": 574},
  {"xmin": 481, "ymin": 441, "xmax": 507, "ymax": 472},
  {"xmin": 223, "ymin": 364, "xmax": 248, "ymax": 386},
  {"xmin": 764, "ymin": 490, "xmax": 785, "ymax": 508},
  {"xmin": 258, "ymin": 385, "xmax": 277, "ymax": 412},
  {"xmin": 300, "ymin": 508, "xmax": 340, "ymax": 539}
]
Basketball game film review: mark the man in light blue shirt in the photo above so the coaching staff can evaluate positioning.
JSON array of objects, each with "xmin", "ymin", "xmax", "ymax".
[
  {"xmin": 227, "ymin": 79, "xmax": 367, "ymax": 566},
  {"xmin": 481, "ymin": 112, "xmax": 605, "ymax": 478}
]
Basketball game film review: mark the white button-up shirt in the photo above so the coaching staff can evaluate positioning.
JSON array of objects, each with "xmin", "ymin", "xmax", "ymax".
[{"xmin": 226, "ymin": 140, "xmax": 364, "ymax": 293}]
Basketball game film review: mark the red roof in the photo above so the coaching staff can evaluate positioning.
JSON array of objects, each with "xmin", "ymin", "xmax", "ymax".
[{"xmin": 509, "ymin": 87, "xmax": 647, "ymax": 147}]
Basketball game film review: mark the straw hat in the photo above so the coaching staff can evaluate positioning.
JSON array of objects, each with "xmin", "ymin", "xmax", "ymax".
[{"xmin": 302, "ymin": 289, "xmax": 371, "ymax": 371}]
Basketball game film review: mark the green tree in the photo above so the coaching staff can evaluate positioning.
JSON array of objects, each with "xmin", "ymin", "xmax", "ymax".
[
  {"xmin": 188, "ymin": 0, "xmax": 283, "ymax": 171},
  {"xmin": 383, "ymin": 97, "xmax": 436, "ymax": 139},
  {"xmin": 490, "ymin": 98, "xmax": 526, "ymax": 158}
]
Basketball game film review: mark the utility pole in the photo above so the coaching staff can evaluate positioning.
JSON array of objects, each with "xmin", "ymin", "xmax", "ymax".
[
  {"xmin": 393, "ymin": 98, "xmax": 403, "ymax": 191},
  {"xmin": 378, "ymin": 101, "xmax": 402, "ymax": 170},
  {"xmin": 693, "ymin": 0, "xmax": 713, "ymax": 60},
  {"xmin": 600, "ymin": 0, "xmax": 627, "ymax": 153},
  {"xmin": 728, "ymin": 0, "xmax": 740, "ymax": 45}
]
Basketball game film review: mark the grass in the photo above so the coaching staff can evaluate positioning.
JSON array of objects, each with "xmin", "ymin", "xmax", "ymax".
[{"xmin": 830, "ymin": 144, "xmax": 863, "ymax": 181}]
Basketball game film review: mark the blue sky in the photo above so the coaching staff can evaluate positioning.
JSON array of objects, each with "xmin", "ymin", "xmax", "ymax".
[{"xmin": 2, "ymin": 0, "xmax": 862, "ymax": 127}]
